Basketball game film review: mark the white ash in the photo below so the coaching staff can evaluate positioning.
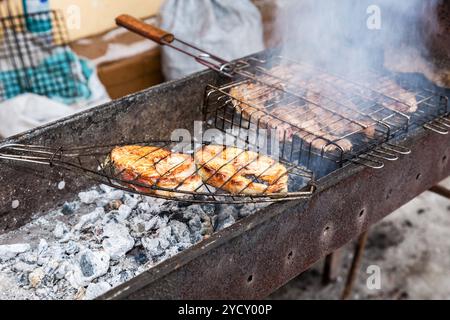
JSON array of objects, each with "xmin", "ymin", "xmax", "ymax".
[
  {"xmin": 101, "ymin": 222, "xmax": 134, "ymax": 260},
  {"xmin": 65, "ymin": 249, "xmax": 111, "ymax": 288},
  {"xmin": 78, "ymin": 190, "xmax": 101, "ymax": 204},
  {"xmin": 53, "ymin": 222, "xmax": 69, "ymax": 239},
  {"xmin": 84, "ymin": 281, "xmax": 111, "ymax": 300},
  {"xmin": 0, "ymin": 185, "xmax": 268, "ymax": 300},
  {"xmin": 0, "ymin": 244, "xmax": 30, "ymax": 262}
]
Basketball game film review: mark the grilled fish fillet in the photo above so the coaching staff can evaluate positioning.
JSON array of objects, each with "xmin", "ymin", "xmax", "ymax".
[
  {"xmin": 110, "ymin": 145, "xmax": 203, "ymax": 197},
  {"xmin": 194, "ymin": 145, "xmax": 288, "ymax": 195}
]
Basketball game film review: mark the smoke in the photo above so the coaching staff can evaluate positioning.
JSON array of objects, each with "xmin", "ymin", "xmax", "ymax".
[{"xmin": 274, "ymin": 0, "xmax": 445, "ymax": 78}]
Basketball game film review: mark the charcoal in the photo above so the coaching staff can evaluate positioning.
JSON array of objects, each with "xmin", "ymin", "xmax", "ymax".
[
  {"xmin": 101, "ymin": 222, "xmax": 134, "ymax": 260},
  {"xmin": 29, "ymin": 267, "xmax": 45, "ymax": 288},
  {"xmin": 17, "ymin": 272, "xmax": 30, "ymax": 287},
  {"xmin": 142, "ymin": 238, "xmax": 164, "ymax": 257},
  {"xmin": 12, "ymin": 261, "xmax": 36, "ymax": 273},
  {"xmin": 134, "ymin": 252, "xmax": 149, "ymax": 265},
  {"xmin": 130, "ymin": 217, "xmax": 146, "ymax": 236},
  {"xmin": 177, "ymin": 201, "xmax": 192, "ymax": 208},
  {"xmin": 79, "ymin": 190, "xmax": 101, "ymax": 204},
  {"xmin": 84, "ymin": 282, "xmax": 111, "ymax": 300},
  {"xmin": 53, "ymin": 222, "xmax": 68, "ymax": 239},
  {"xmin": 182, "ymin": 205, "xmax": 205, "ymax": 220},
  {"xmin": 0, "ymin": 184, "xmax": 262, "ymax": 299},
  {"xmin": 170, "ymin": 220, "xmax": 191, "ymax": 243},
  {"xmin": 55, "ymin": 261, "xmax": 70, "ymax": 280},
  {"xmin": 117, "ymin": 205, "xmax": 132, "ymax": 221},
  {"xmin": 99, "ymin": 184, "xmax": 114, "ymax": 193},
  {"xmin": 19, "ymin": 251, "xmax": 37, "ymax": 264},
  {"xmin": 216, "ymin": 214, "xmax": 236, "ymax": 231},
  {"xmin": 106, "ymin": 190, "xmax": 124, "ymax": 201},
  {"xmin": 37, "ymin": 239, "xmax": 48, "ymax": 256},
  {"xmin": 137, "ymin": 202, "xmax": 151, "ymax": 214},
  {"xmin": 0, "ymin": 244, "xmax": 31, "ymax": 262},
  {"xmin": 74, "ymin": 207, "xmax": 104, "ymax": 231},
  {"xmin": 65, "ymin": 241, "xmax": 79, "ymax": 256},
  {"xmin": 66, "ymin": 249, "xmax": 110, "ymax": 288},
  {"xmin": 188, "ymin": 215, "xmax": 202, "ymax": 233},
  {"xmin": 61, "ymin": 202, "xmax": 77, "ymax": 215},
  {"xmin": 123, "ymin": 194, "xmax": 140, "ymax": 209}
]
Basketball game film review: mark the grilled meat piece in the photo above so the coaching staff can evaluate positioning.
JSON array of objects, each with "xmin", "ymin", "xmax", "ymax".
[
  {"xmin": 369, "ymin": 77, "xmax": 418, "ymax": 114},
  {"xmin": 229, "ymin": 63, "xmax": 418, "ymax": 154},
  {"xmin": 194, "ymin": 145, "xmax": 288, "ymax": 195}
]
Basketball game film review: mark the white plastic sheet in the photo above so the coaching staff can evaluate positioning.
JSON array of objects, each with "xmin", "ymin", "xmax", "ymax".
[
  {"xmin": 0, "ymin": 94, "xmax": 73, "ymax": 137},
  {"xmin": 0, "ymin": 72, "xmax": 110, "ymax": 138},
  {"xmin": 160, "ymin": 0, "xmax": 265, "ymax": 80}
]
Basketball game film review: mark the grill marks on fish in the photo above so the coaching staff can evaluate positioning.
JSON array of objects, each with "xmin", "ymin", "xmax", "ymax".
[
  {"xmin": 110, "ymin": 145, "xmax": 203, "ymax": 197},
  {"xmin": 109, "ymin": 145, "xmax": 289, "ymax": 197},
  {"xmin": 194, "ymin": 145, "xmax": 288, "ymax": 195}
]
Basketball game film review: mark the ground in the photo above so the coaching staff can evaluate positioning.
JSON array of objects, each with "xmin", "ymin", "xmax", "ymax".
[{"xmin": 269, "ymin": 177, "xmax": 450, "ymax": 300}]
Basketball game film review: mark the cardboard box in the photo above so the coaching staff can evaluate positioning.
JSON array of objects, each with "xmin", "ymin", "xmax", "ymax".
[
  {"xmin": 97, "ymin": 48, "xmax": 163, "ymax": 99},
  {"xmin": 71, "ymin": 17, "xmax": 163, "ymax": 99}
]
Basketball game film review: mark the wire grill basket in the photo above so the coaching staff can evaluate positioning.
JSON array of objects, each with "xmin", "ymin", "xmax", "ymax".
[{"xmin": 0, "ymin": 141, "xmax": 316, "ymax": 204}]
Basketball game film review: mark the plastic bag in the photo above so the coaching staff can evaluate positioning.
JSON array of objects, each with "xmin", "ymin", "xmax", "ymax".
[
  {"xmin": 160, "ymin": 0, "xmax": 265, "ymax": 80},
  {"xmin": 0, "ymin": 94, "xmax": 74, "ymax": 137}
]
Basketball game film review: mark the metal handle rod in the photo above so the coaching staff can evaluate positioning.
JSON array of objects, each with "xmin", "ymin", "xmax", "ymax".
[{"xmin": 115, "ymin": 14, "xmax": 234, "ymax": 75}]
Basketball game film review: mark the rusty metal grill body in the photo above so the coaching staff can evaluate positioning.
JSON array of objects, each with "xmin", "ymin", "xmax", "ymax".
[{"xmin": 0, "ymin": 50, "xmax": 449, "ymax": 299}]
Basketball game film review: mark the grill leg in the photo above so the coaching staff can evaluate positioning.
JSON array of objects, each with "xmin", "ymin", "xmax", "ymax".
[
  {"xmin": 429, "ymin": 185, "xmax": 450, "ymax": 199},
  {"xmin": 322, "ymin": 250, "xmax": 342, "ymax": 285},
  {"xmin": 341, "ymin": 230, "xmax": 369, "ymax": 300}
]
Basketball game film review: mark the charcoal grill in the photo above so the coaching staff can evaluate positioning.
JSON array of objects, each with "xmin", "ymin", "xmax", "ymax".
[{"xmin": 0, "ymin": 16, "xmax": 449, "ymax": 299}]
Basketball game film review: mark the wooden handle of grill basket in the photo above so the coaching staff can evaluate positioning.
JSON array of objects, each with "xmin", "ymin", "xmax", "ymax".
[{"xmin": 115, "ymin": 14, "xmax": 175, "ymax": 45}]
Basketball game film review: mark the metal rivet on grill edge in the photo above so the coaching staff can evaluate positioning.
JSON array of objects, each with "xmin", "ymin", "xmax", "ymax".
[
  {"xmin": 287, "ymin": 251, "xmax": 293, "ymax": 260},
  {"xmin": 386, "ymin": 189, "xmax": 393, "ymax": 200},
  {"xmin": 11, "ymin": 200, "xmax": 19, "ymax": 209},
  {"xmin": 58, "ymin": 181, "xmax": 66, "ymax": 190}
]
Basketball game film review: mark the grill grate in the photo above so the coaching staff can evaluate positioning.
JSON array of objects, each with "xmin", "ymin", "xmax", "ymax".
[{"xmin": 203, "ymin": 56, "xmax": 449, "ymax": 176}]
